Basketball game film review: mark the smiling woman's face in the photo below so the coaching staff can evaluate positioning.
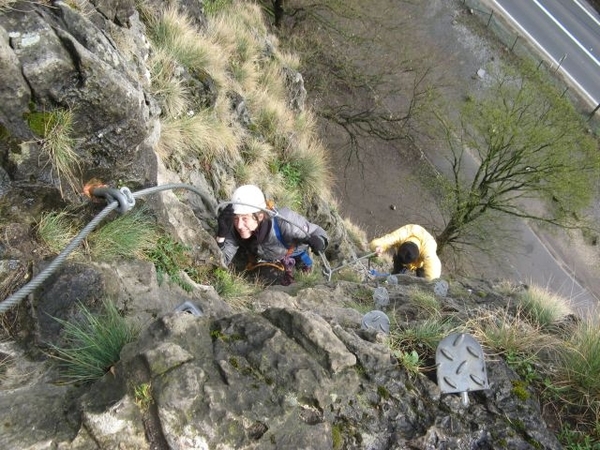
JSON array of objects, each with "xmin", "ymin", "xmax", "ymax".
[{"xmin": 233, "ymin": 213, "xmax": 262, "ymax": 239}]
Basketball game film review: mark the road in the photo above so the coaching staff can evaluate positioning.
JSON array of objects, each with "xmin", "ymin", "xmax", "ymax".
[{"xmin": 489, "ymin": 0, "xmax": 600, "ymax": 108}]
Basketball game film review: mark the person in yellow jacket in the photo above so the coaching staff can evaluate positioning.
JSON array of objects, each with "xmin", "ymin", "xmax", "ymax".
[{"xmin": 369, "ymin": 224, "xmax": 442, "ymax": 280}]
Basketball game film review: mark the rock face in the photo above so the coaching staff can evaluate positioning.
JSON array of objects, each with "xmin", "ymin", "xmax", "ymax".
[
  {"xmin": 1, "ymin": 0, "xmax": 156, "ymax": 197},
  {"xmin": 0, "ymin": 0, "xmax": 566, "ymax": 448},
  {"xmin": 0, "ymin": 276, "xmax": 562, "ymax": 449}
]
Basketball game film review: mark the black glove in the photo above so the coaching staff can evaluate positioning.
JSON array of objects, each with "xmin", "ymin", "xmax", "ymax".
[
  {"xmin": 307, "ymin": 235, "xmax": 327, "ymax": 253},
  {"xmin": 217, "ymin": 204, "xmax": 234, "ymax": 238}
]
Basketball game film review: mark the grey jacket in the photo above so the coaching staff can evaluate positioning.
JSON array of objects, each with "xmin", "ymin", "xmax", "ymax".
[{"xmin": 220, "ymin": 207, "xmax": 328, "ymax": 266}]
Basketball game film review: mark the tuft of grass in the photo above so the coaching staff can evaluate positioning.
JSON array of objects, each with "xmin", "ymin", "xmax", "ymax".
[
  {"xmin": 293, "ymin": 267, "xmax": 323, "ymax": 287},
  {"xmin": 518, "ymin": 284, "xmax": 572, "ymax": 327},
  {"xmin": 408, "ymin": 286, "xmax": 442, "ymax": 318},
  {"xmin": 27, "ymin": 108, "xmax": 81, "ymax": 197},
  {"xmin": 0, "ymin": 0, "xmax": 17, "ymax": 12},
  {"xmin": 558, "ymin": 422, "xmax": 600, "ymax": 450},
  {"xmin": 146, "ymin": 234, "xmax": 194, "ymax": 292},
  {"xmin": 240, "ymin": 137, "xmax": 276, "ymax": 166},
  {"xmin": 389, "ymin": 318, "xmax": 455, "ymax": 358},
  {"xmin": 157, "ymin": 111, "xmax": 241, "ymax": 167},
  {"xmin": 256, "ymin": 60, "xmax": 287, "ymax": 100},
  {"xmin": 189, "ymin": 267, "xmax": 256, "ymax": 301},
  {"xmin": 341, "ymin": 217, "xmax": 369, "ymax": 249},
  {"xmin": 467, "ymin": 307, "xmax": 562, "ymax": 361},
  {"xmin": 146, "ymin": 6, "xmax": 228, "ymax": 86},
  {"xmin": 87, "ymin": 207, "xmax": 158, "ymax": 261},
  {"xmin": 492, "ymin": 279, "xmax": 524, "ymax": 296},
  {"xmin": 247, "ymin": 87, "xmax": 293, "ymax": 147},
  {"xmin": 48, "ymin": 300, "xmax": 139, "ymax": 384},
  {"xmin": 0, "ymin": 348, "xmax": 13, "ymax": 384},
  {"xmin": 36, "ymin": 209, "xmax": 81, "ymax": 257},
  {"xmin": 203, "ymin": 0, "xmax": 234, "ymax": 16},
  {"xmin": 206, "ymin": 9, "xmax": 264, "ymax": 93},
  {"xmin": 556, "ymin": 320, "xmax": 600, "ymax": 408},
  {"xmin": 347, "ymin": 285, "xmax": 376, "ymax": 308},
  {"xmin": 212, "ymin": 268, "xmax": 256, "ymax": 298},
  {"xmin": 333, "ymin": 268, "xmax": 365, "ymax": 284},
  {"xmin": 148, "ymin": 48, "xmax": 190, "ymax": 119}
]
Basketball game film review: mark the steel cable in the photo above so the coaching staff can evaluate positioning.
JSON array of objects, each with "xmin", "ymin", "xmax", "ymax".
[{"xmin": 0, "ymin": 183, "xmax": 216, "ymax": 314}]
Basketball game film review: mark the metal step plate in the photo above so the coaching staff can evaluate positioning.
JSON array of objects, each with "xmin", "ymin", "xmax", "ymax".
[{"xmin": 436, "ymin": 333, "xmax": 489, "ymax": 395}]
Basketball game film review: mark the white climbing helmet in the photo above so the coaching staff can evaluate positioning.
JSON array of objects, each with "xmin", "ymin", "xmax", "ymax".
[{"xmin": 230, "ymin": 185, "xmax": 266, "ymax": 214}]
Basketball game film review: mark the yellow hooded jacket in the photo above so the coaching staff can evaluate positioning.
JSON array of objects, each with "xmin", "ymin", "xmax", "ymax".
[{"xmin": 369, "ymin": 224, "xmax": 442, "ymax": 280}]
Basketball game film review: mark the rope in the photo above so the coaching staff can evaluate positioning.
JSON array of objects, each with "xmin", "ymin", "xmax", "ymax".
[{"xmin": 0, "ymin": 183, "xmax": 216, "ymax": 315}]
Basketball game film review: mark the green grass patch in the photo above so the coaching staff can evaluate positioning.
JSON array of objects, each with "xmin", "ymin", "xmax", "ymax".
[
  {"xmin": 389, "ymin": 318, "xmax": 455, "ymax": 359},
  {"xmin": 36, "ymin": 209, "xmax": 81, "ymax": 257},
  {"xmin": 557, "ymin": 320, "xmax": 600, "ymax": 407},
  {"xmin": 48, "ymin": 300, "xmax": 139, "ymax": 384},
  {"xmin": 87, "ymin": 207, "xmax": 158, "ymax": 261},
  {"xmin": 203, "ymin": 0, "xmax": 234, "ymax": 16},
  {"xmin": 408, "ymin": 286, "xmax": 442, "ymax": 318},
  {"xmin": 146, "ymin": 234, "xmax": 194, "ymax": 292}
]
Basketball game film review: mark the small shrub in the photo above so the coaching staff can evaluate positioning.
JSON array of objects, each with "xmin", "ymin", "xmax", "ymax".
[
  {"xmin": 394, "ymin": 349, "xmax": 422, "ymax": 375},
  {"xmin": 48, "ymin": 300, "xmax": 139, "ymax": 384},
  {"xmin": 133, "ymin": 382, "xmax": 153, "ymax": 411}
]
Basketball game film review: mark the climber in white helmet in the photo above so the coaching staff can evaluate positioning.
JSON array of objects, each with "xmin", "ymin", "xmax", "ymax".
[{"xmin": 216, "ymin": 185, "xmax": 329, "ymax": 285}]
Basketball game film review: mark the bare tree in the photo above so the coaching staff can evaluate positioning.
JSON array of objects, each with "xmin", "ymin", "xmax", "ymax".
[
  {"xmin": 434, "ymin": 63, "xmax": 600, "ymax": 253},
  {"xmin": 271, "ymin": 0, "xmax": 435, "ymax": 177}
]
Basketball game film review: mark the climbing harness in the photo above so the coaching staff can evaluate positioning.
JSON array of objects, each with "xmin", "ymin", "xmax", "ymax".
[{"xmin": 0, "ymin": 183, "xmax": 216, "ymax": 315}]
